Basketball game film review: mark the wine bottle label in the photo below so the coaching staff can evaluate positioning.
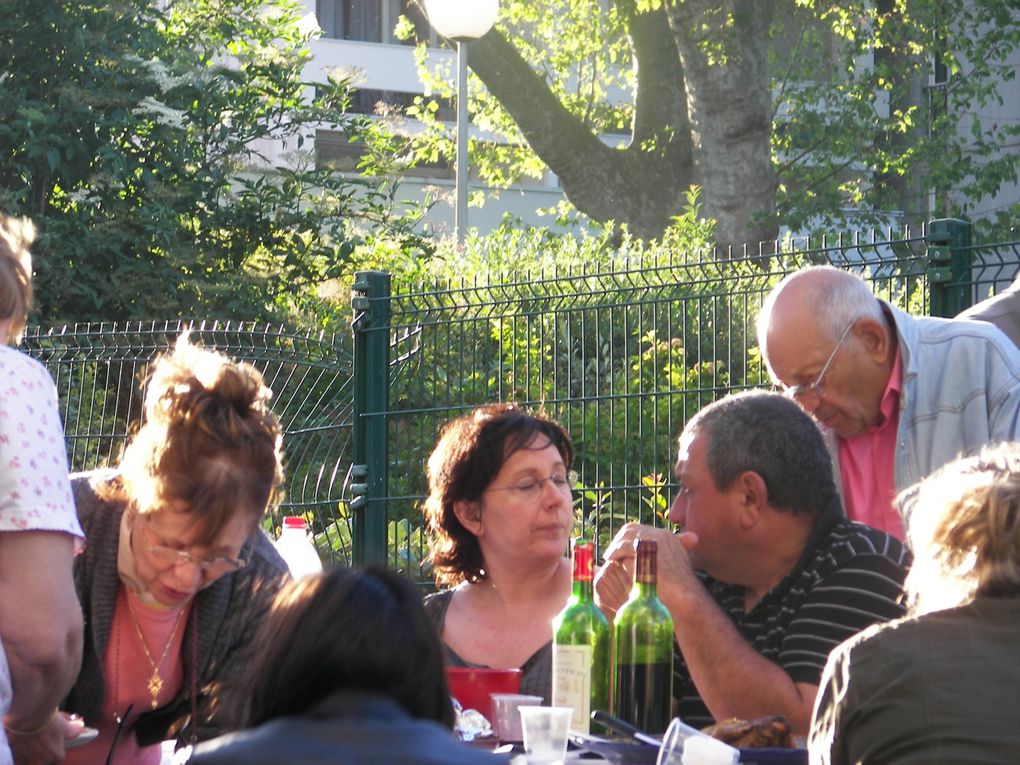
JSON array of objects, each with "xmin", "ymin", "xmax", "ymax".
[{"xmin": 552, "ymin": 643, "xmax": 593, "ymax": 733}]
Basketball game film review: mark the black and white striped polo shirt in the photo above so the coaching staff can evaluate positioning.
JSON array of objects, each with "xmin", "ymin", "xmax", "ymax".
[{"xmin": 673, "ymin": 512, "xmax": 911, "ymax": 729}]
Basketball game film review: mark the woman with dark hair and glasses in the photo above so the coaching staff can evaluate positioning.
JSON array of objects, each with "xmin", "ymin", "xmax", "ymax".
[
  {"xmin": 185, "ymin": 567, "xmax": 506, "ymax": 764},
  {"xmin": 62, "ymin": 334, "xmax": 290, "ymax": 765},
  {"xmin": 423, "ymin": 403, "xmax": 577, "ymax": 703}
]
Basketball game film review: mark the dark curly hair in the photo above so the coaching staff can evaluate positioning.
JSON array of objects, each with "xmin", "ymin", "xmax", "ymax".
[{"xmin": 424, "ymin": 403, "xmax": 574, "ymax": 587}]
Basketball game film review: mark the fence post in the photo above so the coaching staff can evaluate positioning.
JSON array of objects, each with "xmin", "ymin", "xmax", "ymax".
[
  {"xmin": 926, "ymin": 218, "xmax": 973, "ymax": 317},
  {"xmin": 350, "ymin": 270, "xmax": 391, "ymax": 566}
]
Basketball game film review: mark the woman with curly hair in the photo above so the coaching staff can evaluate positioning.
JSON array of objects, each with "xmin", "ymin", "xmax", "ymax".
[
  {"xmin": 63, "ymin": 333, "xmax": 290, "ymax": 765},
  {"xmin": 423, "ymin": 403, "xmax": 576, "ymax": 703}
]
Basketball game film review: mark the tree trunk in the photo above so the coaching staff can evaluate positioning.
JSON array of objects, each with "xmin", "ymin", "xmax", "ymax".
[
  {"xmin": 665, "ymin": 0, "xmax": 778, "ymax": 252},
  {"xmin": 468, "ymin": 8, "xmax": 695, "ymax": 241},
  {"xmin": 467, "ymin": 1, "xmax": 779, "ymax": 248}
]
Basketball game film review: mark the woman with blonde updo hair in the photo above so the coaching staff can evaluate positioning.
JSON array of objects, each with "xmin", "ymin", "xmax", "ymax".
[
  {"xmin": 810, "ymin": 442, "xmax": 1020, "ymax": 764},
  {"xmin": 62, "ymin": 333, "xmax": 290, "ymax": 765}
]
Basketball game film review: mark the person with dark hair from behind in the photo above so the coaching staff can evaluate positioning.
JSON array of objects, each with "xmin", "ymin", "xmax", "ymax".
[
  {"xmin": 184, "ymin": 567, "xmax": 508, "ymax": 765},
  {"xmin": 810, "ymin": 442, "xmax": 1020, "ymax": 764}
]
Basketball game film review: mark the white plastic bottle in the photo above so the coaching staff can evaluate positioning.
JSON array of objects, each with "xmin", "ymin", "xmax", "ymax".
[{"xmin": 274, "ymin": 516, "xmax": 323, "ymax": 578}]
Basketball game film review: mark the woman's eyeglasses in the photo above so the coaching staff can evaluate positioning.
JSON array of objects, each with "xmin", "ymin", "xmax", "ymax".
[
  {"xmin": 140, "ymin": 519, "xmax": 248, "ymax": 576},
  {"xmin": 485, "ymin": 471, "xmax": 577, "ymax": 502}
]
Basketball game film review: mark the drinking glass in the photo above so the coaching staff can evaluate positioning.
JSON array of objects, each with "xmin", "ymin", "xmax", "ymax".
[{"xmin": 490, "ymin": 694, "xmax": 544, "ymax": 742}]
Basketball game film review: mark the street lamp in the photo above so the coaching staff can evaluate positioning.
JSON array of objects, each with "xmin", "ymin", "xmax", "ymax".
[{"xmin": 421, "ymin": 0, "xmax": 499, "ymax": 245}]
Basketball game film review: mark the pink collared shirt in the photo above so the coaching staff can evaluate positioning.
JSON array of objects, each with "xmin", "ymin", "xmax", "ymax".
[{"xmin": 836, "ymin": 351, "xmax": 905, "ymax": 539}]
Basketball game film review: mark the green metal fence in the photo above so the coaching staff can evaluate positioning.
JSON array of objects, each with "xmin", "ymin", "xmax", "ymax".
[
  {"xmin": 21, "ymin": 321, "xmax": 354, "ymax": 548},
  {"xmin": 23, "ymin": 219, "xmax": 1018, "ymax": 574},
  {"xmin": 348, "ymin": 219, "xmax": 1019, "ymax": 586}
]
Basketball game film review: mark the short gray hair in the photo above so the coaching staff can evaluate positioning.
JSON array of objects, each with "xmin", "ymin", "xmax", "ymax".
[{"xmin": 686, "ymin": 390, "xmax": 837, "ymax": 515}]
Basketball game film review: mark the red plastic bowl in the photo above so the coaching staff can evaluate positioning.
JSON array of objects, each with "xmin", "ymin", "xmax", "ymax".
[{"xmin": 446, "ymin": 667, "xmax": 523, "ymax": 722}]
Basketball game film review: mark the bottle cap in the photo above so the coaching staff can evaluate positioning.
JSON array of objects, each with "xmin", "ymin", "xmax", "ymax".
[
  {"xmin": 635, "ymin": 539, "xmax": 657, "ymax": 583},
  {"xmin": 572, "ymin": 539, "xmax": 595, "ymax": 581},
  {"xmin": 282, "ymin": 516, "xmax": 308, "ymax": 530}
]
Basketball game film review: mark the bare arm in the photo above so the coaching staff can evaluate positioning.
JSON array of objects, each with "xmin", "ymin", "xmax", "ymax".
[
  {"xmin": 0, "ymin": 531, "xmax": 84, "ymax": 762},
  {"xmin": 597, "ymin": 524, "xmax": 816, "ymax": 734},
  {"xmin": 666, "ymin": 575, "xmax": 817, "ymax": 734}
]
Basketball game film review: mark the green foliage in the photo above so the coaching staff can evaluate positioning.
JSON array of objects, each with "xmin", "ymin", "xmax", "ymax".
[
  {"xmin": 388, "ymin": 0, "xmax": 1019, "ymax": 235},
  {"xmin": 0, "ymin": 0, "xmax": 429, "ymax": 325},
  {"xmin": 775, "ymin": 0, "xmax": 1020, "ymax": 232}
]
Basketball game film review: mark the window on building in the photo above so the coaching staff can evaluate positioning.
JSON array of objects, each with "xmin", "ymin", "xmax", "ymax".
[
  {"xmin": 316, "ymin": 129, "xmax": 453, "ymax": 179},
  {"xmin": 316, "ymin": 0, "xmax": 437, "ymax": 45},
  {"xmin": 346, "ymin": 88, "xmax": 455, "ymax": 121}
]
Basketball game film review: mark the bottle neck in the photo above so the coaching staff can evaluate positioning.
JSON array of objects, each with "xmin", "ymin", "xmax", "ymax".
[
  {"xmin": 632, "ymin": 579, "xmax": 657, "ymax": 599},
  {"xmin": 572, "ymin": 578, "xmax": 593, "ymax": 601},
  {"xmin": 633, "ymin": 539, "xmax": 658, "ymax": 598},
  {"xmin": 571, "ymin": 542, "xmax": 595, "ymax": 601}
]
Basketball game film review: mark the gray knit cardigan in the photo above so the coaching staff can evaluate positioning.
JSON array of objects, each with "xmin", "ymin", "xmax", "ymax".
[{"xmin": 63, "ymin": 471, "xmax": 290, "ymax": 748}]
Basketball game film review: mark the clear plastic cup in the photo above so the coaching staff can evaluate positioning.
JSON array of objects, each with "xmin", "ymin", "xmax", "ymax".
[
  {"xmin": 490, "ymin": 693, "xmax": 543, "ymax": 742},
  {"xmin": 657, "ymin": 717, "xmax": 739, "ymax": 765},
  {"xmin": 519, "ymin": 705, "xmax": 573, "ymax": 765}
]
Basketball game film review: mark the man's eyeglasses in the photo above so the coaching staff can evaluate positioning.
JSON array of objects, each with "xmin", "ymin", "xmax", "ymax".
[
  {"xmin": 485, "ymin": 471, "xmax": 577, "ymax": 503},
  {"xmin": 783, "ymin": 321, "xmax": 855, "ymax": 402},
  {"xmin": 140, "ymin": 519, "xmax": 248, "ymax": 576}
]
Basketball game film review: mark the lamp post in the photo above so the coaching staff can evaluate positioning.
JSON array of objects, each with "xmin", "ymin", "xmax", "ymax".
[{"xmin": 421, "ymin": 0, "xmax": 499, "ymax": 245}]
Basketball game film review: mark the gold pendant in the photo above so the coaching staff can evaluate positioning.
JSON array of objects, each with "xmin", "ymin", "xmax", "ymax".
[{"xmin": 147, "ymin": 671, "xmax": 163, "ymax": 709}]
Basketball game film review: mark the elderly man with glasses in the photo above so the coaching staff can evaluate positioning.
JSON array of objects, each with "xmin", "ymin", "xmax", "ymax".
[{"xmin": 757, "ymin": 265, "xmax": 1020, "ymax": 539}]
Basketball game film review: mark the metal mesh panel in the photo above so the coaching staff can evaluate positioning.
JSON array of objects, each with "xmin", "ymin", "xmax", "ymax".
[
  {"xmin": 21, "ymin": 320, "xmax": 354, "ymax": 564},
  {"xmin": 961, "ymin": 238, "xmax": 1020, "ymax": 305},
  {"xmin": 20, "ymin": 224, "xmax": 1019, "ymax": 575},
  {"xmin": 374, "ymin": 234, "xmax": 942, "ymax": 586}
]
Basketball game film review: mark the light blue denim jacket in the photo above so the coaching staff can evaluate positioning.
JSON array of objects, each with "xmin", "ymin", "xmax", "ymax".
[{"xmin": 828, "ymin": 302, "xmax": 1020, "ymax": 513}]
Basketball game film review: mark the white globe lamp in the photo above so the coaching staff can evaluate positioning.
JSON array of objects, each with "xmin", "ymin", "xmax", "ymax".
[
  {"xmin": 422, "ymin": 0, "xmax": 500, "ymax": 244},
  {"xmin": 422, "ymin": 0, "xmax": 499, "ymax": 42}
]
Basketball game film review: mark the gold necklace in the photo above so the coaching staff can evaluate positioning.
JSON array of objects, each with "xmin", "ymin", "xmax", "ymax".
[{"xmin": 125, "ymin": 596, "xmax": 187, "ymax": 709}]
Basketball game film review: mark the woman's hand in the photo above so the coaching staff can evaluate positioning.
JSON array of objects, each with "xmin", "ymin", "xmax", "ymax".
[{"xmin": 5, "ymin": 710, "xmax": 85, "ymax": 765}]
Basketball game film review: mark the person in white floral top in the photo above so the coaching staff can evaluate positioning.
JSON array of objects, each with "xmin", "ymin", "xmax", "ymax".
[{"xmin": 0, "ymin": 215, "xmax": 86, "ymax": 765}]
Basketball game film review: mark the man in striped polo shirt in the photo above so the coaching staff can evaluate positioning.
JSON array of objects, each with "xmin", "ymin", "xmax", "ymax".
[{"xmin": 596, "ymin": 391, "xmax": 910, "ymax": 736}]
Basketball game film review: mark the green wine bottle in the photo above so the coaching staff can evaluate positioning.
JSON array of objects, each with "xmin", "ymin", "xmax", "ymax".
[
  {"xmin": 613, "ymin": 538, "xmax": 674, "ymax": 735},
  {"xmin": 552, "ymin": 538, "xmax": 611, "ymax": 733}
]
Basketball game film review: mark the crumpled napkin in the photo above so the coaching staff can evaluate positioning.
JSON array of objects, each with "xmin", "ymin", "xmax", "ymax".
[{"xmin": 452, "ymin": 696, "xmax": 494, "ymax": 741}]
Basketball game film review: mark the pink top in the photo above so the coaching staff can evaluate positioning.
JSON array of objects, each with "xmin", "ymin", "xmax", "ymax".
[
  {"xmin": 837, "ymin": 350, "xmax": 905, "ymax": 539},
  {"xmin": 0, "ymin": 347, "xmax": 84, "ymax": 762},
  {"xmin": 65, "ymin": 589, "xmax": 191, "ymax": 765}
]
